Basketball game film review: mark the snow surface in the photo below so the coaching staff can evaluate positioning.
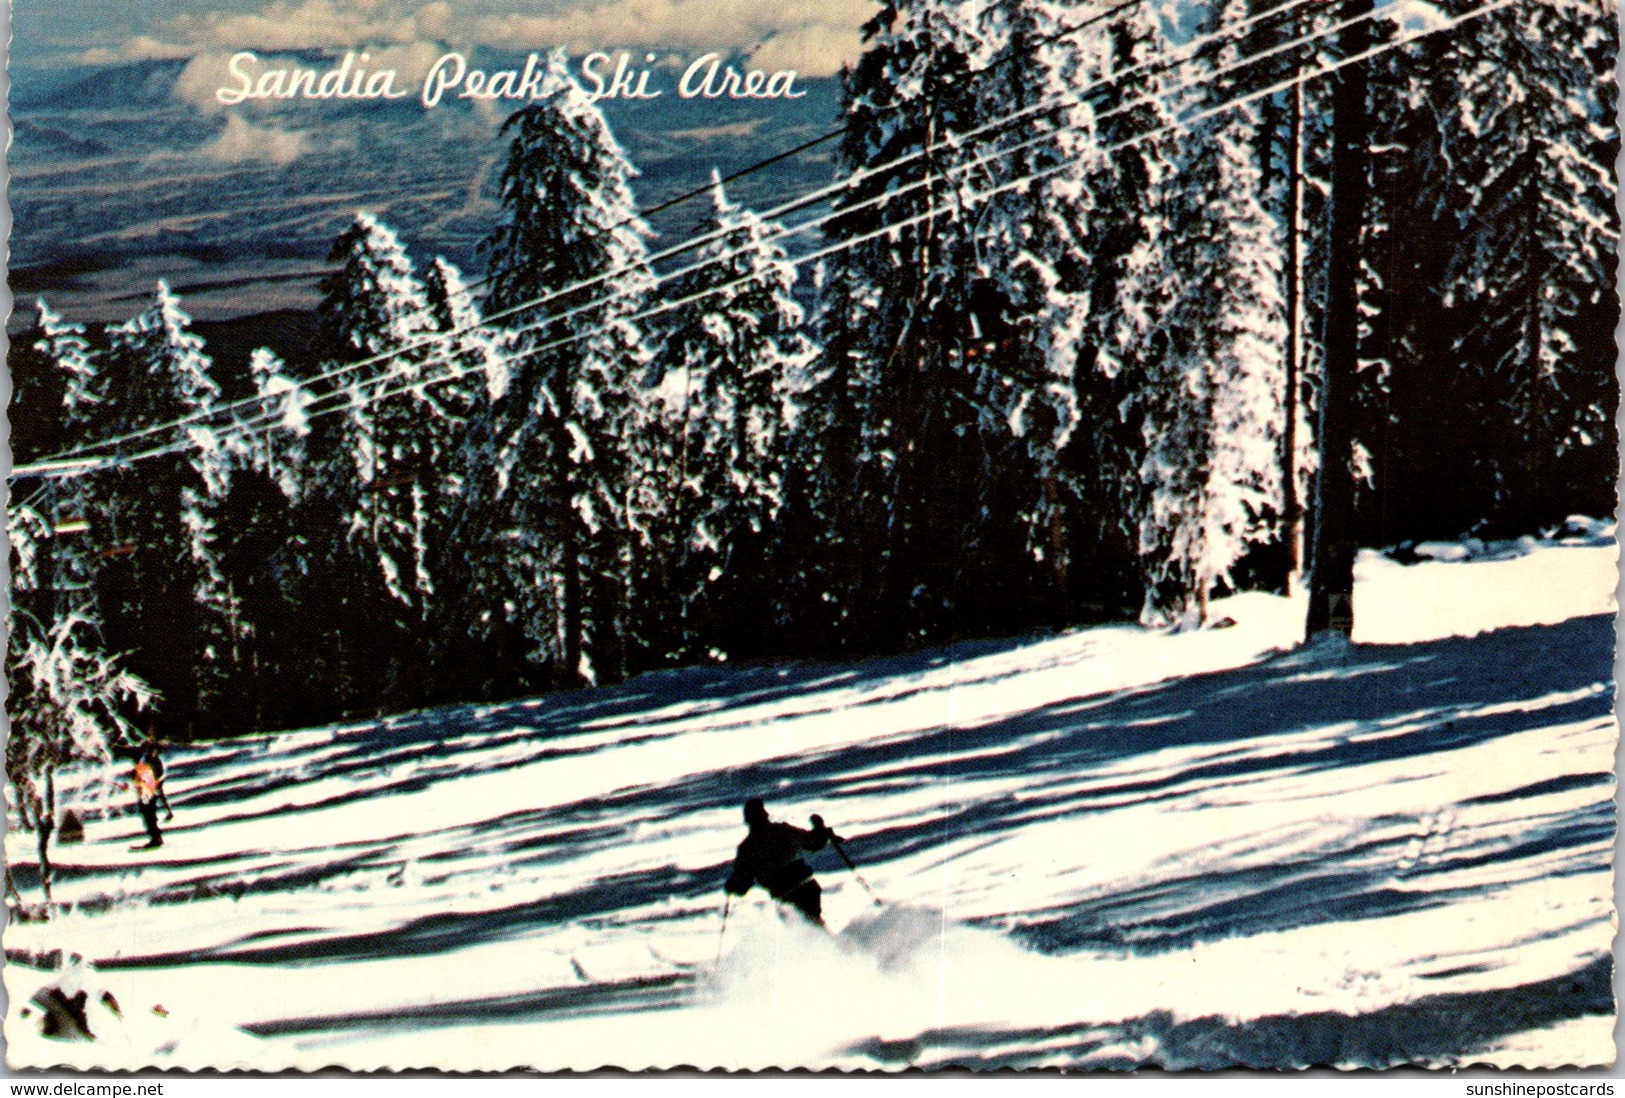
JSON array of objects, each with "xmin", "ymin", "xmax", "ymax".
[{"xmin": 5, "ymin": 533, "xmax": 1618, "ymax": 1071}]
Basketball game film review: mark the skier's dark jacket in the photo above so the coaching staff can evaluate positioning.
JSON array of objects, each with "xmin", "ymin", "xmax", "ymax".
[{"xmin": 725, "ymin": 820, "xmax": 830, "ymax": 901}]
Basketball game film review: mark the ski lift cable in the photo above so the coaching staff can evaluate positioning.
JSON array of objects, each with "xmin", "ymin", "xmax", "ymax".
[
  {"xmin": 15, "ymin": 0, "xmax": 1350, "ymax": 478},
  {"xmin": 130, "ymin": 0, "xmax": 1512, "ymax": 470},
  {"xmin": 207, "ymin": 0, "xmax": 1390, "ymax": 446},
  {"xmin": 16, "ymin": 0, "xmax": 1310, "ymax": 476},
  {"xmin": 298, "ymin": 0, "xmax": 1516, "ymax": 438},
  {"xmin": 235, "ymin": 0, "xmax": 1342, "ymax": 427},
  {"xmin": 461, "ymin": 0, "xmax": 1309, "ymax": 294},
  {"xmin": 22, "ymin": 0, "xmax": 1477, "ymax": 480},
  {"xmin": 23, "ymin": 0, "xmax": 1158, "ymax": 464}
]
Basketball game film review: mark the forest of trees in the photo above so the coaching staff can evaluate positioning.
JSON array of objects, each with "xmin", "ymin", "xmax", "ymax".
[{"xmin": 8, "ymin": 0, "xmax": 1617, "ymax": 758}]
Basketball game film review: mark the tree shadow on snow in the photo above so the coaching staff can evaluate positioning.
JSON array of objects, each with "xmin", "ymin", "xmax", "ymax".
[
  {"xmin": 571, "ymin": 613, "xmax": 1616, "ymax": 954},
  {"xmin": 842, "ymin": 954, "xmax": 1614, "ymax": 1070},
  {"xmin": 41, "ymin": 614, "xmax": 1616, "ymax": 973},
  {"xmin": 239, "ymin": 970, "xmax": 692, "ymax": 1039},
  {"xmin": 159, "ymin": 632, "xmax": 1056, "ymax": 820}
]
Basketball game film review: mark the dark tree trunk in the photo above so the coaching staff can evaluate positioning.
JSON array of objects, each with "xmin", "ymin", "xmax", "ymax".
[
  {"xmin": 1305, "ymin": 0, "xmax": 1372, "ymax": 640},
  {"xmin": 37, "ymin": 770, "xmax": 57, "ymax": 908},
  {"xmin": 1281, "ymin": 77, "xmax": 1305, "ymax": 593},
  {"xmin": 563, "ymin": 531, "xmax": 584, "ymax": 686}
]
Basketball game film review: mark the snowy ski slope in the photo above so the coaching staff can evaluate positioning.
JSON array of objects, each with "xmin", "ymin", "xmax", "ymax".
[{"xmin": 5, "ymin": 531, "xmax": 1618, "ymax": 1070}]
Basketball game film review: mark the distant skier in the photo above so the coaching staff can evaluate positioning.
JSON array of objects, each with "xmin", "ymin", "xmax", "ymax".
[
  {"xmin": 140, "ymin": 734, "xmax": 174, "ymax": 822},
  {"xmin": 724, "ymin": 797, "xmax": 837, "ymax": 926},
  {"xmin": 131, "ymin": 757, "xmax": 163, "ymax": 849}
]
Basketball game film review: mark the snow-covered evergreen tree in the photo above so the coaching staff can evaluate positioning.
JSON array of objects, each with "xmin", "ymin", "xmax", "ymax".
[
  {"xmin": 89, "ymin": 283, "xmax": 235, "ymax": 736},
  {"xmin": 425, "ymin": 257, "xmax": 511, "ymax": 403},
  {"xmin": 244, "ymin": 347, "xmax": 312, "ymax": 501},
  {"xmin": 803, "ymin": 0, "xmax": 1014, "ymax": 646},
  {"xmin": 310, "ymin": 212, "xmax": 444, "ymax": 616},
  {"xmin": 193, "ymin": 344, "xmax": 317, "ymax": 732},
  {"xmin": 12, "ymin": 303, "xmax": 109, "ymax": 624},
  {"xmin": 653, "ymin": 175, "xmax": 815, "ymax": 656},
  {"xmin": 6, "ymin": 602, "xmax": 154, "ymax": 904},
  {"xmin": 1126, "ymin": 0, "xmax": 1287, "ymax": 628},
  {"xmin": 413, "ymin": 255, "xmax": 526, "ymax": 690},
  {"xmin": 315, "ymin": 213, "xmax": 438, "ymax": 366},
  {"xmin": 1058, "ymin": 1, "xmax": 1186, "ymax": 623},
  {"xmin": 961, "ymin": 0, "xmax": 1100, "ymax": 610},
  {"xmin": 779, "ymin": 255, "xmax": 890, "ymax": 649},
  {"xmin": 478, "ymin": 50, "xmax": 656, "ymax": 685},
  {"xmin": 13, "ymin": 300, "xmax": 102, "ymax": 464},
  {"xmin": 1358, "ymin": 0, "xmax": 1618, "ymax": 540}
]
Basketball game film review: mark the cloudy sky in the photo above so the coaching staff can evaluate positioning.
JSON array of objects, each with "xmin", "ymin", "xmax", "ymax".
[{"xmin": 19, "ymin": 0, "xmax": 878, "ymax": 78}]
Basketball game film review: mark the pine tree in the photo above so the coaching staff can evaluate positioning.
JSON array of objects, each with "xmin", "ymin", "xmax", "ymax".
[
  {"xmin": 1129, "ymin": 0, "xmax": 1287, "ymax": 628},
  {"xmin": 201, "ymin": 346, "xmax": 317, "ymax": 732},
  {"xmin": 13, "ymin": 303, "xmax": 107, "ymax": 626},
  {"xmin": 780, "ymin": 255, "xmax": 891, "ymax": 651},
  {"xmin": 7, "ymin": 307, "xmax": 158, "ymax": 870},
  {"xmin": 91, "ymin": 283, "xmax": 235, "ymax": 736},
  {"xmin": 478, "ymin": 50, "xmax": 656, "ymax": 686},
  {"xmin": 413, "ymin": 256, "xmax": 521, "ymax": 695},
  {"xmin": 654, "ymin": 175, "xmax": 815, "ymax": 657},
  {"xmin": 424, "ymin": 257, "xmax": 511, "ymax": 403},
  {"xmin": 1358, "ymin": 0, "xmax": 1618, "ymax": 545},
  {"xmin": 6, "ymin": 600, "xmax": 154, "ymax": 905},
  {"xmin": 1062, "ymin": 1, "xmax": 1186, "ymax": 625},
  {"xmin": 961, "ymin": 0, "xmax": 1100, "ymax": 625},
  {"xmin": 311, "ymin": 212, "xmax": 443, "ymax": 616},
  {"xmin": 246, "ymin": 347, "xmax": 313, "ymax": 501},
  {"xmin": 13, "ymin": 301, "xmax": 101, "ymax": 465},
  {"xmin": 808, "ymin": 0, "xmax": 1008, "ymax": 647}
]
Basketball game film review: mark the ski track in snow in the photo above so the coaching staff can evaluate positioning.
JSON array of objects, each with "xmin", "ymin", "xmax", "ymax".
[{"xmin": 5, "ymin": 537, "xmax": 1618, "ymax": 1070}]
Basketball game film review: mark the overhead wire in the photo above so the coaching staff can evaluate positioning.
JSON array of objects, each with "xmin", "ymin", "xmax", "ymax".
[
  {"xmin": 15, "ymin": 0, "xmax": 1248, "ymax": 473},
  {"xmin": 193, "ymin": 0, "xmax": 1423, "ymax": 454},
  {"xmin": 24, "ymin": 0, "xmax": 1161, "ymax": 466},
  {"xmin": 143, "ymin": 0, "xmax": 1514, "ymax": 469},
  {"xmin": 237, "ymin": 0, "xmax": 1339, "ymax": 439},
  {"xmin": 121, "ymin": 0, "xmax": 1159, "ymax": 308},
  {"xmin": 13, "ymin": 0, "xmax": 1347, "ymax": 477}
]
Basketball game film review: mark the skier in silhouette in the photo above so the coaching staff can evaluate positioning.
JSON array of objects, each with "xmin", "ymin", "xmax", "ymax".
[{"xmin": 724, "ymin": 797, "xmax": 837, "ymax": 926}]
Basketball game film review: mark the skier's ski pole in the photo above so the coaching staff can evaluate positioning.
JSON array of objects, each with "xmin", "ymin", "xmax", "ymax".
[
  {"xmin": 715, "ymin": 895, "xmax": 732, "ymax": 966},
  {"xmin": 832, "ymin": 840, "xmax": 883, "ymax": 906},
  {"xmin": 814, "ymin": 817, "xmax": 883, "ymax": 907}
]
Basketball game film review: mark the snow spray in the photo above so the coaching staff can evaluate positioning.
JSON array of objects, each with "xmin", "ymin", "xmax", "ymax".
[{"xmin": 689, "ymin": 900, "xmax": 1107, "ymax": 1068}]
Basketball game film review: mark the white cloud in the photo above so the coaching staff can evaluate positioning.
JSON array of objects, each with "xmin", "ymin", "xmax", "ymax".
[
  {"xmin": 78, "ymin": 36, "xmax": 194, "ymax": 65},
  {"xmin": 746, "ymin": 20, "xmax": 864, "ymax": 79},
  {"xmin": 414, "ymin": 1, "xmax": 452, "ymax": 40},
  {"xmin": 201, "ymin": 112, "xmax": 311, "ymax": 163},
  {"xmin": 470, "ymin": 0, "xmax": 874, "ymax": 74},
  {"xmin": 175, "ymin": 52, "xmax": 245, "ymax": 110},
  {"xmin": 165, "ymin": 0, "xmax": 446, "ymax": 51}
]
